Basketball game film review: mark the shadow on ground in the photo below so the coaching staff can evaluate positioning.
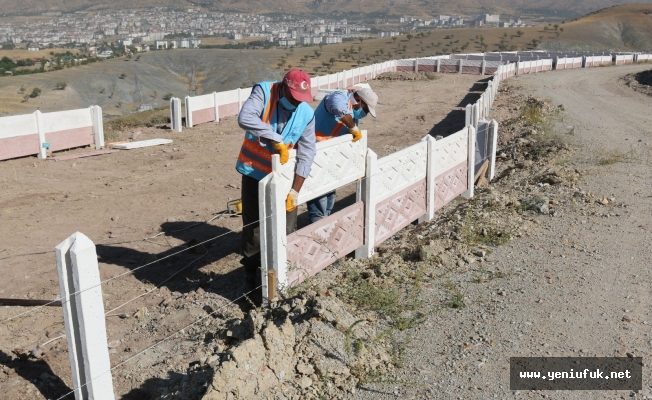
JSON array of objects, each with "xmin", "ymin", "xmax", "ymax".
[
  {"xmin": 120, "ymin": 365, "xmax": 214, "ymax": 400},
  {"xmin": 0, "ymin": 350, "xmax": 73, "ymax": 399}
]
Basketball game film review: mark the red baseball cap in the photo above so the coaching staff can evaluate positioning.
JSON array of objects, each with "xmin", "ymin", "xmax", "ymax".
[{"xmin": 283, "ymin": 69, "xmax": 313, "ymax": 103}]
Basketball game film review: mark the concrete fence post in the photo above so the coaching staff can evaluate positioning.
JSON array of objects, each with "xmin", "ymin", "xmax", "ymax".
[
  {"xmin": 461, "ymin": 126, "xmax": 476, "ymax": 200},
  {"xmin": 91, "ymin": 106, "xmax": 104, "ymax": 149},
  {"xmin": 436, "ymin": 58, "xmax": 441, "ymax": 73},
  {"xmin": 481, "ymin": 59, "xmax": 486, "ymax": 75},
  {"xmin": 459, "ymin": 59, "xmax": 464, "ymax": 74},
  {"xmin": 56, "ymin": 232, "xmax": 115, "ymax": 400},
  {"xmin": 472, "ymin": 103, "xmax": 479, "ymax": 131},
  {"xmin": 237, "ymin": 88, "xmax": 242, "ymax": 112},
  {"xmin": 516, "ymin": 61, "xmax": 520, "ymax": 76},
  {"xmin": 465, "ymin": 104, "xmax": 472, "ymax": 127},
  {"xmin": 184, "ymin": 96, "xmax": 192, "ymax": 128},
  {"xmin": 488, "ymin": 120, "xmax": 499, "ymax": 180},
  {"xmin": 213, "ymin": 92, "xmax": 220, "ymax": 123},
  {"xmin": 35, "ymin": 110, "xmax": 47, "ymax": 159},
  {"xmin": 355, "ymin": 149, "xmax": 378, "ymax": 259},
  {"xmin": 170, "ymin": 98, "xmax": 182, "ymax": 132},
  {"xmin": 415, "ymin": 58, "xmax": 419, "ymax": 72}
]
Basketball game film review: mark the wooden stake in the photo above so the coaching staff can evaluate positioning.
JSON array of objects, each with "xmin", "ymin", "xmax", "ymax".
[
  {"xmin": 474, "ymin": 159, "xmax": 490, "ymax": 184},
  {"xmin": 0, "ymin": 298, "xmax": 62, "ymax": 307},
  {"xmin": 267, "ymin": 270, "xmax": 277, "ymax": 300}
]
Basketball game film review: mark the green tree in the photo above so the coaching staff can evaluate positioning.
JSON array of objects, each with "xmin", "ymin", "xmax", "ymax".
[
  {"xmin": 392, "ymin": 37, "xmax": 397, "ymax": 44},
  {"xmin": 119, "ymin": 73, "xmax": 127, "ymax": 79},
  {"xmin": 406, "ymin": 34, "xmax": 413, "ymax": 41},
  {"xmin": 162, "ymin": 93, "xmax": 173, "ymax": 101},
  {"xmin": 30, "ymin": 87, "xmax": 41, "ymax": 98}
]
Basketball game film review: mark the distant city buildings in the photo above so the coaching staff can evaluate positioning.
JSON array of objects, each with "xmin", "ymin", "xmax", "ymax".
[{"xmin": 0, "ymin": 8, "xmax": 529, "ymax": 55}]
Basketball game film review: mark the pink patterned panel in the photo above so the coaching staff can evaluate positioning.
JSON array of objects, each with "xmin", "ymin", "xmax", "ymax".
[
  {"xmin": 286, "ymin": 202, "xmax": 364, "ymax": 287},
  {"xmin": 462, "ymin": 66, "xmax": 481, "ymax": 74},
  {"xmin": 418, "ymin": 65, "xmax": 436, "ymax": 72},
  {"xmin": 218, "ymin": 103, "xmax": 239, "ymax": 119},
  {"xmin": 434, "ymin": 162, "xmax": 468, "ymax": 213},
  {"xmin": 192, "ymin": 108, "xmax": 216, "ymax": 125},
  {"xmin": 48, "ymin": 127, "xmax": 93, "ymax": 152},
  {"xmin": 440, "ymin": 65, "xmax": 458, "ymax": 73},
  {"xmin": 0, "ymin": 134, "xmax": 40, "ymax": 160},
  {"xmin": 374, "ymin": 179, "xmax": 427, "ymax": 246},
  {"xmin": 485, "ymin": 67, "xmax": 498, "ymax": 75},
  {"xmin": 396, "ymin": 66, "xmax": 415, "ymax": 72}
]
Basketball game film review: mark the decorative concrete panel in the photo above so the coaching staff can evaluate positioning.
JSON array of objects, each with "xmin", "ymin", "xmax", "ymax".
[
  {"xmin": 374, "ymin": 179, "xmax": 427, "ymax": 246},
  {"xmin": 433, "ymin": 128, "xmax": 468, "ymax": 176},
  {"xmin": 0, "ymin": 134, "xmax": 40, "ymax": 160},
  {"xmin": 286, "ymin": 202, "xmax": 364, "ymax": 287},
  {"xmin": 273, "ymin": 133, "xmax": 367, "ymax": 205},
  {"xmin": 192, "ymin": 108, "xmax": 216, "ymax": 125},
  {"xmin": 375, "ymin": 141, "xmax": 428, "ymax": 203},
  {"xmin": 462, "ymin": 66, "xmax": 482, "ymax": 74},
  {"xmin": 433, "ymin": 162, "xmax": 468, "ymax": 213},
  {"xmin": 47, "ymin": 127, "xmax": 94, "ymax": 152},
  {"xmin": 440, "ymin": 65, "xmax": 458, "ymax": 73},
  {"xmin": 418, "ymin": 64, "xmax": 436, "ymax": 72},
  {"xmin": 396, "ymin": 66, "xmax": 414, "ymax": 72},
  {"xmin": 218, "ymin": 103, "xmax": 239, "ymax": 119},
  {"xmin": 485, "ymin": 67, "xmax": 498, "ymax": 75}
]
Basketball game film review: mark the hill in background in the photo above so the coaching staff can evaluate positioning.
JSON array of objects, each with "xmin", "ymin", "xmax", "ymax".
[
  {"xmin": 2, "ymin": 0, "xmax": 652, "ymax": 20},
  {"xmin": 0, "ymin": 5, "xmax": 651, "ymax": 117}
]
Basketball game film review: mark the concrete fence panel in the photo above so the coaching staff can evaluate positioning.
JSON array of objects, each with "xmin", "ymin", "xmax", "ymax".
[
  {"xmin": 432, "ymin": 127, "xmax": 470, "ymax": 213},
  {"xmin": 42, "ymin": 108, "xmax": 94, "ymax": 152},
  {"xmin": 0, "ymin": 113, "xmax": 41, "ymax": 160}
]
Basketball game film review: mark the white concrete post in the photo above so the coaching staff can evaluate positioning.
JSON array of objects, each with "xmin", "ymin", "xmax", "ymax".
[
  {"xmin": 488, "ymin": 120, "xmax": 499, "ymax": 180},
  {"xmin": 213, "ymin": 92, "xmax": 220, "ymax": 123},
  {"xmin": 459, "ymin": 59, "xmax": 464, "ymax": 74},
  {"xmin": 91, "ymin": 106, "xmax": 104, "ymax": 150},
  {"xmin": 418, "ymin": 135, "xmax": 436, "ymax": 223},
  {"xmin": 258, "ymin": 173, "xmax": 273, "ymax": 300},
  {"xmin": 516, "ymin": 61, "xmax": 520, "ymax": 75},
  {"xmin": 355, "ymin": 149, "xmax": 377, "ymax": 259},
  {"xmin": 436, "ymin": 59, "xmax": 441, "ymax": 72},
  {"xmin": 472, "ymin": 103, "xmax": 480, "ymax": 130},
  {"xmin": 481, "ymin": 59, "xmax": 486, "ymax": 75},
  {"xmin": 415, "ymin": 58, "xmax": 419, "ymax": 72},
  {"xmin": 461, "ymin": 126, "xmax": 476, "ymax": 199},
  {"xmin": 465, "ymin": 104, "xmax": 472, "ymax": 127},
  {"xmin": 170, "ymin": 98, "xmax": 182, "ymax": 132},
  {"xmin": 269, "ymin": 156, "xmax": 288, "ymax": 290},
  {"xmin": 56, "ymin": 232, "xmax": 115, "ymax": 400},
  {"xmin": 35, "ymin": 110, "xmax": 47, "ymax": 159},
  {"xmin": 184, "ymin": 96, "xmax": 192, "ymax": 128},
  {"xmin": 237, "ymin": 88, "xmax": 242, "ymax": 112}
]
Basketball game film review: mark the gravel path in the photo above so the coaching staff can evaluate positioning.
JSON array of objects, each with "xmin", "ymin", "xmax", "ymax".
[{"xmin": 355, "ymin": 64, "xmax": 652, "ymax": 399}]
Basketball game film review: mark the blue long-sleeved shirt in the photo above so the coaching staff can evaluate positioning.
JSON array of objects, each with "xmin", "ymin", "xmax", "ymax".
[{"xmin": 237, "ymin": 85, "xmax": 316, "ymax": 179}]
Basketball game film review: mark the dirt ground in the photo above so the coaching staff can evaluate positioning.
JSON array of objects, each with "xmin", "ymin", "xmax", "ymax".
[{"xmin": 0, "ymin": 72, "xmax": 486, "ymax": 399}]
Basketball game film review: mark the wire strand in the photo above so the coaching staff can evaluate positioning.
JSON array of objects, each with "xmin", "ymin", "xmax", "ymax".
[{"xmin": 54, "ymin": 285, "xmax": 262, "ymax": 400}]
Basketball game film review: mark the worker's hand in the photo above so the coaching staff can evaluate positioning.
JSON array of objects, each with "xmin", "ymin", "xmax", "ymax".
[
  {"xmin": 286, "ymin": 189, "xmax": 299, "ymax": 212},
  {"xmin": 350, "ymin": 126, "xmax": 363, "ymax": 143},
  {"xmin": 272, "ymin": 142, "xmax": 290, "ymax": 165}
]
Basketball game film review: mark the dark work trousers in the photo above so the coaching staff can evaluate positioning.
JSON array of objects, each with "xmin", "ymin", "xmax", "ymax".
[{"xmin": 241, "ymin": 174, "xmax": 298, "ymax": 286}]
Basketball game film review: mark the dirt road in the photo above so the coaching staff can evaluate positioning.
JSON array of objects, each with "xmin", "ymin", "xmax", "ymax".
[{"xmin": 355, "ymin": 65, "xmax": 652, "ymax": 399}]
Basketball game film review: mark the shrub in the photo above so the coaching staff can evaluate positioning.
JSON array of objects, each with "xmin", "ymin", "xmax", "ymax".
[
  {"xmin": 29, "ymin": 87, "xmax": 41, "ymax": 98},
  {"xmin": 55, "ymin": 82, "xmax": 67, "ymax": 90}
]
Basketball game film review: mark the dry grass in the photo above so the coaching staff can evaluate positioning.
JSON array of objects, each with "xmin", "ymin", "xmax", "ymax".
[{"xmin": 0, "ymin": 49, "xmax": 80, "ymax": 59}]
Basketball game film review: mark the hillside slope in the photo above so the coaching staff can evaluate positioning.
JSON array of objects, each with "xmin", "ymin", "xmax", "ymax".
[
  {"xmin": 2, "ymin": 0, "xmax": 652, "ymax": 19},
  {"xmin": 540, "ymin": 4, "xmax": 652, "ymax": 51}
]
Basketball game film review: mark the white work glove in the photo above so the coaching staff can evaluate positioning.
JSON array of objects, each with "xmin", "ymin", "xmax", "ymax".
[
  {"xmin": 286, "ymin": 189, "xmax": 299, "ymax": 212},
  {"xmin": 349, "ymin": 125, "xmax": 362, "ymax": 142}
]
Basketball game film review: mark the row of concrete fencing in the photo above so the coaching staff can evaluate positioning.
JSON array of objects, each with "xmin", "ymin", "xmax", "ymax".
[
  {"xmin": 32, "ymin": 48, "xmax": 652, "ymax": 398},
  {"xmin": 0, "ymin": 106, "xmax": 104, "ymax": 161}
]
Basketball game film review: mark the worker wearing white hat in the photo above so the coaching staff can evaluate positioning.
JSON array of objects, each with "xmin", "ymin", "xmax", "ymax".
[{"xmin": 308, "ymin": 86, "xmax": 378, "ymax": 223}]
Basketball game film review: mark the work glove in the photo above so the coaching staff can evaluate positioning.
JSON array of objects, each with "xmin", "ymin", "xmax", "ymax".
[
  {"xmin": 286, "ymin": 189, "xmax": 299, "ymax": 213},
  {"xmin": 272, "ymin": 142, "xmax": 290, "ymax": 165},
  {"xmin": 349, "ymin": 126, "xmax": 362, "ymax": 143}
]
